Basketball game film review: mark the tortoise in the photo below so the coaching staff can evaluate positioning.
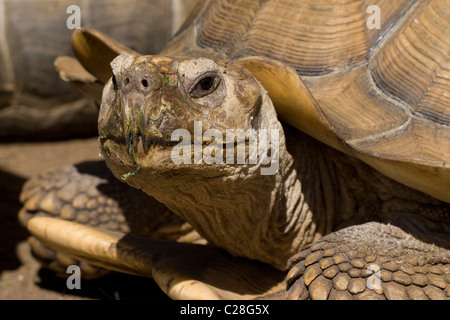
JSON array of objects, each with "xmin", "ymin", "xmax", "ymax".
[
  {"xmin": 19, "ymin": 0, "xmax": 450, "ymax": 300},
  {"xmin": 0, "ymin": 0, "xmax": 196, "ymax": 141}
]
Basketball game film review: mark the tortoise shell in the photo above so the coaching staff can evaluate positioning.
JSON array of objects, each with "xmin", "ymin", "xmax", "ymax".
[{"xmin": 159, "ymin": 0, "xmax": 450, "ymax": 203}]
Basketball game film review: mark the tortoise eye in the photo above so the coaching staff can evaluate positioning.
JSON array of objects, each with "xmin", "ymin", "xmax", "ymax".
[
  {"xmin": 190, "ymin": 74, "xmax": 220, "ymax": 98},
  {"xmin": 199, "ymin": 77, "xmax": 214, "ymax": 90}
]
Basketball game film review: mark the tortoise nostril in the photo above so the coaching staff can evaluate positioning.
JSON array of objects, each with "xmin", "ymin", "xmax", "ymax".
[
  {"xmin": 123, "ymin": 78, "xmax": 130, "ymax": 86},
  {"xmin": 141, "ymin": 79, "xmax": 149, "ymax": 88}
]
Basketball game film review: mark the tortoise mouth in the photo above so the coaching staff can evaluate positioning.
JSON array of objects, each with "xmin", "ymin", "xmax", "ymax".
[
  {"xmin": 99, "ymin": 133, "xmax": 180, "ymax": 151},
  {"xmin": 99, "ymin": 130, "xmax": 244, "ymax": 164},
  {"xmin": 99, "ymin": 120, "xmax": 280, "ymax": 183}
]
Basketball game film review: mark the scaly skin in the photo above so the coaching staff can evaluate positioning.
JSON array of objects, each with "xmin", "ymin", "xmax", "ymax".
[{"xmin": 19, "ymin": 160, "xmax": 202, "ymax": 277}]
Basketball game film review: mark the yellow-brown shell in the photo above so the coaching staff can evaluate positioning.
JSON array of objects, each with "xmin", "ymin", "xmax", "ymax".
[{"xmin": 163, "ymin": 0, "xmax": 450, "ymax": 203}]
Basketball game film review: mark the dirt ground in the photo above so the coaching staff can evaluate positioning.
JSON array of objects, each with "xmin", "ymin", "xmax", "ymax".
[{"xmin": 0, "ymin": 137, "xmax": 169, "ymax": 300}]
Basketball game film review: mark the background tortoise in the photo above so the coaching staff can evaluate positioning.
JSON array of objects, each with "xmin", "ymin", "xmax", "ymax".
[
  {"xmin": 0, "ymin": 0, "xmax": 198, "ymax": 141},
  {"xmin": 20, "ymin": 0, "xmax": 450, "ymax": 300}
]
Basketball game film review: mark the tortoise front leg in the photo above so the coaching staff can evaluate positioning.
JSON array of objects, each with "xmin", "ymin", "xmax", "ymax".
[
  {"xmin": 286, "ymin": 222, "xmax": 450, "ymax": 300},
  {"xmin": 19, "ymin": 160, "xmax": 201, "ymax": 278}
]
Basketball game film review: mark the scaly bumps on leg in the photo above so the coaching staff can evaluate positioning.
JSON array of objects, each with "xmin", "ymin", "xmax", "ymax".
[
  {"xmin": 19, "ymin": 161, "xmax": 177, "ymax": 236},
  {"xmin": 285, "ymin": 222, "xmax": 450, "ymax": 300},
  {"xmin": 18, "ymin": 160, "xmax": 184, "ymax": 278}
]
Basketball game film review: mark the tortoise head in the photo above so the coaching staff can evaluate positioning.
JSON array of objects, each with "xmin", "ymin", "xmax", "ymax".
[
  {"xmin": 100, "ymin": 54, "xmax": 264, "ymax": 153},
  {"xmin": 98, "ymin": 54, "xmax": 292, "ymax": 269},
  {"xmin": 99, "ymin": 54, "xmax": 283, "ymax": 178}
]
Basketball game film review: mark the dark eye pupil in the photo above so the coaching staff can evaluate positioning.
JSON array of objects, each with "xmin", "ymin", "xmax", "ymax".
[{"xmin": 199, "ymin": 77, "xmax": 214, "ymax": 91}]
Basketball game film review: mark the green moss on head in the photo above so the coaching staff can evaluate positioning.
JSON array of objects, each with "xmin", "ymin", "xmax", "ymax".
[
  {"xmin": 178, "ymin": 94, "xmax": 197, "ymax": 111},
  {"xmin": 121, "ymin": 133, "xmax": 141, "ymax": 180}
]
